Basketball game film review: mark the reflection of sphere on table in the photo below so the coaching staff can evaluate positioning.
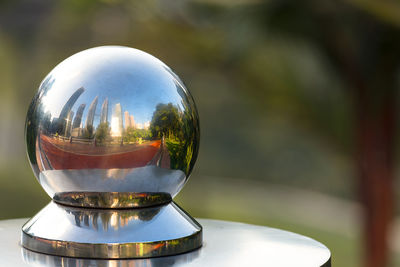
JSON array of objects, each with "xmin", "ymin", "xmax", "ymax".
[{"xmin": 25, "ymin": 46, "xmax": 200, "ymax": 208}]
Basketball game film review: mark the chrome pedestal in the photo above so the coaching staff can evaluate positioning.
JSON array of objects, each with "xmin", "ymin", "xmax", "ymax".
[
  {"xmin": 21, "ymin": 201, "xmax": 202, "ymax": 258},
  {"xmin": 1, "ymin": 218, "xmax": 331, "ymax": 266},
  {"xmin": 22, "ymin": 45, "xmax": 203, "ymax": 260}
]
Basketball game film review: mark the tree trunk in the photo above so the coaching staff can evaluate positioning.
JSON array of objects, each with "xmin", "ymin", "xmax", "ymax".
[{"xmin": 355, "ymin": 86, "xmax": 396, "ymax": 267}]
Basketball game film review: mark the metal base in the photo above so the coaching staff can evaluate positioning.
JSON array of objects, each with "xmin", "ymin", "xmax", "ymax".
[{"xmin": 21, "ymin": 201, "xmax": 202, "ymax": 259}]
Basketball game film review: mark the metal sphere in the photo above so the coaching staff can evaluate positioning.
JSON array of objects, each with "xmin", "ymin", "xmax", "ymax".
[{"xmin": 25, "ymin": 46, "xmax": 200, "ymax": 208}]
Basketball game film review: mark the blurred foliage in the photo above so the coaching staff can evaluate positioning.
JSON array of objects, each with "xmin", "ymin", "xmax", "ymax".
[{"xmin": 1, "ymin": 0, "xmax": 400, "ymax": 266}]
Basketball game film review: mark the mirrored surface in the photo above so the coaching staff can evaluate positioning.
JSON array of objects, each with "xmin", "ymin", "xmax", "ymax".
[
  {"xmin": 25, "ymin": 46, "xmax": 200, "ymax": 207},
  {"xmin": 21, "ymin": 201, "xmax": 202, "ymax": 258},
  {"xmin": 22, "ymin": 247, "xmax": 201, "ymax": 267}
]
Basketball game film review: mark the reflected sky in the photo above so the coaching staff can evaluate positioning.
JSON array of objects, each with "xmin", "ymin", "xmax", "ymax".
[{"xmin": 40, "ymin": 46, "xmax": 185, "ymax": 126}]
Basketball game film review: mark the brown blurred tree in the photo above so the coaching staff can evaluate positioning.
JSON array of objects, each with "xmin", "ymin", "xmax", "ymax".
[{"xmin": 265, "ymin": 0, "xmax": 400, "ymax": 266}]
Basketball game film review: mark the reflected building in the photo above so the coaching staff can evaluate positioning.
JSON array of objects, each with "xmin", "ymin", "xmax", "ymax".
[
  {"xmin": 63, "ymin": 207, "xmax": 162, "ymax": 232},
  {"xmin": 100, "ymin": 98, "xmax": 108, "ymax": 124},
  {"xmin": 64, "ymin": 111, "xmax": 74, "ymax": 137},
  {"xmin": 130, "ymin": 115, "xmax": 135, "ymax": 129},
  {"xmin": 124, "ymin": 111, "xmax": 131, "ymax": 129},
  {"xmin": 85, "ymin": 96, "xmax": 98, "ymax": 131},
  {"xmin": 111, "ymin": 103, "xmax": 123, "ymax": 137},
  {"xmin": 71, "ymin": 104, "xmax": 86, "ymax": 137},
  {"xmin": 136, "ymin": 121, "xmax": 150, "ymax": 130},
  {"xmin": 58, "ymin": 87, "xmax": 85, "ymax": 124},
  {"xmin": 55, "ymin": 87, "xmax": 85, "ymax": 135}
]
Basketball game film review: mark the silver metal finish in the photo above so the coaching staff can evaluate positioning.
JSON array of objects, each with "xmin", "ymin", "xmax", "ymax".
[
  {"xmin": 22, "ymin": 201, "xmax": 202, "ymax": 258},
  {"xmin": 22, "ymin": 46, "xmax": 202, "ymax": 258},
  {"xmin": 53, "ymin": 191, "xmax": 172, "ymax": 208},
  {"xmin": 3, "ymin": 219, "xmax": 331, "ymax": 266},
  {"xmin": 25, "ymin": 46, "xmax": 199, "ymax": 208}
]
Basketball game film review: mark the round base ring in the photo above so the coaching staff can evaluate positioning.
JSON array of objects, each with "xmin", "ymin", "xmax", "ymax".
[{"xmin": 21, "ymin": 201, "xmax": 202, "ymax": 258}]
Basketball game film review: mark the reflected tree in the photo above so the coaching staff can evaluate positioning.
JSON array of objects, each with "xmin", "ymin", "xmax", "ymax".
[
  {"xmin": 95, "ymin": 122, "xmax": 111, "ymax": 145},
  {"xmin": 123, "ymin": 127, "xmax": 152, "ymax": 143},
  {"xmin": 26, "ymin": 75, "xmax": 55, "ymax": 168},
  {"xmin": 150, "ymin": 103, "xmax": 198, "ymax": 174},
  {"xmin": 150, "ymin": 103, "xmax": 182, "ymax": 140},
  {"xmin": 83, "ymin": 125, "xmax": 94, "ymax": 139}
]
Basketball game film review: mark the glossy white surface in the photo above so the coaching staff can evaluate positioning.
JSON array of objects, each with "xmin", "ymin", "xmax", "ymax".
[{"xmin": 0, "ymin": 218, "xmax": 331, "ymax": 267}]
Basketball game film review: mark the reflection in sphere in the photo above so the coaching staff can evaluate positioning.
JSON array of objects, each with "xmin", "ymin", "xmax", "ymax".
[{"xmin": 25, "ymin": 46, "xmax": 200, "ymax": 208}]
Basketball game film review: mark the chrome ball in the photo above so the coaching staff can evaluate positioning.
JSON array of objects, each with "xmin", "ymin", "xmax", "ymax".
[{"xmin": 25, "ymin": 46, "xmax": 200, "ymax": 208}]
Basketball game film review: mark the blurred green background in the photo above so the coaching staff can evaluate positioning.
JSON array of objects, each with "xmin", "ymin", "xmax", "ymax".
[{"xmin": 1, "ymin": 0, "xmax": 400, "ymax": 266}]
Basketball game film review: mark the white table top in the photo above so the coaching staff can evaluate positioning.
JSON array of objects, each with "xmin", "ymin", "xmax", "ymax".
[{"xmin": 0, "ymin": 218, "xmax": 331, "ymax": 267}]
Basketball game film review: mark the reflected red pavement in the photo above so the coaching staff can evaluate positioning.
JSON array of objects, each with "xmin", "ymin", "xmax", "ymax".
[
  {"xmin": 146, "ymin": 140, "xmax": 171, "ymax": 169},
  {"xmin": 39, "ymin": 135, "xmax": 161, "ymax": 169}
]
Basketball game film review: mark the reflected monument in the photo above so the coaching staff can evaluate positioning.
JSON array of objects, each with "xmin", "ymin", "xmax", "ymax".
[{"xmin": 23, "ymin": 46, "xmax": 201, "ymax": 258}]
